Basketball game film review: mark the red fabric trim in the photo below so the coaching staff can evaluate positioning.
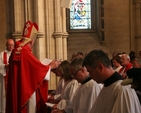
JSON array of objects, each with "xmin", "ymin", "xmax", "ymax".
[
  {"xmin": 3, "ymin": 52, "xmax": 8, "ymax": 91},
  {"xmin": 36, "ymin": 80, "xmax": 48, "ymax": 113},
  {"xmin": 3, "ymin": 52, "xmax": 7, "ymax": 64},
  {"xmin": 119, "ymin": 63, "xmax": 132, "ymax": 79}
]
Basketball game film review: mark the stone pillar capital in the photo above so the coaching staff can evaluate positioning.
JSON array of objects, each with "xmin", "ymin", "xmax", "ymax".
[
  {"xmin": 133, "ymin": 0, "xmax": 141, "ymax": 3},
  {"xmin": 135, "ymin": 35, "xmax": 141, "ymax": 39},
  {"xmin": 12, "ymin": 32, "xmax": 22, "ymax": 41},
  {"xmin": 53, "ymin": 32, "xmax": 63, "ymax": 38},
  {"xmin": 37, "ymin": 32, "xmax": 45, "ymax": 38},
  {"xmin": 62, "ymin": 32, "xmax": 69, "ymax": 38}
]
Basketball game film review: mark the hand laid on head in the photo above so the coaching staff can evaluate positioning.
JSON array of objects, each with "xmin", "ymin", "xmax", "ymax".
[{"xmin": 49, "ymin": 60, "xmax": 61, "ymax": 69}]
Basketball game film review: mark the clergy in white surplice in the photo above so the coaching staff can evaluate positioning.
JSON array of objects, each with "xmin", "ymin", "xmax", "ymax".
[
  {"xmin": 82, "ymin": 49, "xmax": 141, "ymax": 113},
  {"xmin": 0, "ymin": 39, "xmax": 14, "ymax": 113}
]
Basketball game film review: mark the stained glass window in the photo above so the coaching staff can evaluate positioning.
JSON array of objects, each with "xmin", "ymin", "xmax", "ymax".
[{"xmin": 70, "ymin": 0, "xmax": 91, "ymax": 29}]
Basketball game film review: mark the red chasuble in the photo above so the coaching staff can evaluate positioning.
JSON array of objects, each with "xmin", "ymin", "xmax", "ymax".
[{"xmin": 6, "ymin": 41, "xmax": 49, "ymax": 113}]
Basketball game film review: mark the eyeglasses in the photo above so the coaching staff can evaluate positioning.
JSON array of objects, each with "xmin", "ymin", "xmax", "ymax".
[{"xmin": 71, "ymin": 68, "xmax": 82, "ymax": 77}]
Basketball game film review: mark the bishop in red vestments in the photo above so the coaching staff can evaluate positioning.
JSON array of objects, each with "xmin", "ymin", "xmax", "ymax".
[{"xmin": 6, "ymin": 21, "xmax": 60, "ymax": 113}]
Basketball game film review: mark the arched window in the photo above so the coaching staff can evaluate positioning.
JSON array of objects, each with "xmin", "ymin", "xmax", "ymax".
[{"xmin": 67, "ymin": 0, "xmax": 95, "ymax": 32}]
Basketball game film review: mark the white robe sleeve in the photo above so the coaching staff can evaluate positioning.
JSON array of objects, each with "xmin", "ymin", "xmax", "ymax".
[
  {"xmin": 41, "ymin": 58, "xmax": 52, "ymax": 81},
  {"xmin": 65, "ymin": 80, "xmax": 102, "ymax": 113},
  {"xmin": 64, "ymin": 102, "xmax": 73, "ymax": 113},
  {"xmin": 0, "ymin": 52, "xmax": 6, "ymax": 76},
  {"xmin": 54, "ymin": 94, "xmax": 61, "ymax": 100},
  {"xmin": 89, "ymin": 80, "xmax": 141, "ymax": 113},
  {"xmin": 57, "ymin": 80, "xmax": 80, "ymax": 110},
  {"xmin": 44, "ymin": 67, "xmax": 51, "ymax": 80},
  {"xmin": 75, "ymin": 81, "xmax": 101, "ymax": 113},
  {"xmin": 111, "ymin": 86, "xmax": 141, "ymax": 113}
]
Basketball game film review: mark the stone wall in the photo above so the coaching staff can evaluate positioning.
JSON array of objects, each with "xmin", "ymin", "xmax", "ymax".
[
  {"xmin": 104, "ymin": 0, "xmax": 131, "ymax": 55},
  {"xmin": 67, "ymin": 32, "xmax": 110, "ymax": 60},
  {"xmin": 67, "ymin": 0, "xmax": 134, "ymax": 60},
  {"xmin": 0, "ymin": 0, "xmax": 141, "ymax": 90},
  {"xmin": 0, "ymin": 0, "xmax": 7, "ymax": 52}
]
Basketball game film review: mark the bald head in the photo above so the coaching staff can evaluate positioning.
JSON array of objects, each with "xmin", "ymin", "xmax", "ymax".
[{"xmin": 6, "ymin": 39, "xmax": 15, "ymax": 51}]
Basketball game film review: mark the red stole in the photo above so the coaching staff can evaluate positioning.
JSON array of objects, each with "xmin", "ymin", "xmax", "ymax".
[
  {"xmin": 3, "ymin": 52, "xmax": 8, "ymax": 64},
  {"xmin": 3, "ymin": 52, "xmax": 8, "ymax": 91},
  {"xmin": 119, "ymin": 63, "xmax": 132, "ymax": 79}
]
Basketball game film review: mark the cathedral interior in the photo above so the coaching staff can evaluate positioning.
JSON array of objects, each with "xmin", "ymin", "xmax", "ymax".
[{"xmin": 0, "ymin": 0, "xmax": 141, "ymax": 89}]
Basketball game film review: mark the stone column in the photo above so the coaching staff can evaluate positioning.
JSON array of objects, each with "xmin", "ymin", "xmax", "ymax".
[
  {"xmin": 32, "ymin": 0, "xmax": 46, "ymax": 60},
  {"xmin": 133, "ymin": 0, "xmax": 141, "ymax": 53},
  {"xmin": 6, "ymin": 0, "xmax": 24, "ymax": 40},
  {"xmin": 62, "ymin": 8, "xmax": 69, "ymax": 60},
  {"xmin": 53, "ymin": 0, "xmax": 63, "ymax": 60},
  {"xmin": 33, "ymin": 32, "xmax": 45, "ymax": 59},
  {"xmin": 14, "ymin": 0, "xmax": 25, "ymax": 37},
  {"xmin": 62, "ymin": 33, "xmax": 69, "ymax": 60},
  {"xmin": 53, "ymin": 33, "xmax": 63, "ymax": 59},
  {"xmin": 44, "ymin": 0, "xmax": 56, "ymax": 59},
  {"xmin": 129, "ymin": 0, "xmax": 134, "ymax": 51}
]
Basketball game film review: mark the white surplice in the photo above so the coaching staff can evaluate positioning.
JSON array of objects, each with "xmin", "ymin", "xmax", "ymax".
[
  {"xmin": 52, "ymin": 78, "xmax": 65, "ymax": 100},
  {"xmin": 55, "ymin": 78, "xmax": 64, "ymax": 95},
  {"xmin": 89, "ymin": 80, "xmax": 141, "ymax": 113},
  {"xmin": 0, "ymin": 50, "xmax": 12, "ymax": 76},
  {"xmin": 0, "ymin": 50, "xmax": 12, "ymax": 113},
  {"xmin": 57, "ymin": 79, "xmax": 80, "ymax": 110},
  {"xmin": 64, "ymin": 79, "xmax": 103, "ymax": 113}
]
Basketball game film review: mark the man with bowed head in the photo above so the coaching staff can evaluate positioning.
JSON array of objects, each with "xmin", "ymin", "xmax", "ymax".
[
  {"xmin": 0, "ymin": 38, "xmax": 14, "ymax": 113},
  {"xmin": 51, "ymin": 58, "xmax": 102, "ymax": 113},
  {"xmin": 82, "ymin": 49, "xmax": 141, "ymax": 113},
  {"xmin": 6, "ymin": 21, "xmax": 60, "ymax": 113}
]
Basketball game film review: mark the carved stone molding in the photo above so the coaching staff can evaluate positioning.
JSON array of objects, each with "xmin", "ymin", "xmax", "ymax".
[
  {"xmin": 37, "ymin": 32, "xmax": 44, "ymax": 38},
  {"xmin": 12, "ymin": 32, "xmax": 22, "ymax": 41},
  {"xmin": 5, "ymin": 33, "xmax": 14, "ymax": 39},
  {"xmin": 11, "ymin": 31, "xmax": 44, "ymax": 41},
  {"xmin": 135, "ymin": 35, "xmax": 141, "ymax": 38},
  {"xmin": 53, "ymin": 32, "xmax": 63, "ymax": 38},
  {"xmin": 133, "ymin": 0, "xmax": 141, "ymax": 3},
  {"xmin": 62, "ymin": 32, "xmax": 69, "ymax": 38}
]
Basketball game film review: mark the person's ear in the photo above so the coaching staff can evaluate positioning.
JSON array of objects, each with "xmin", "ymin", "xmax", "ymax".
[
  {"xmin": 97, "ymin": 63, "xmax": 104, "ymax": 72},
  {"xmin": 81, "ymin": 67, "xmax": 85, "ymax": 73}
]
